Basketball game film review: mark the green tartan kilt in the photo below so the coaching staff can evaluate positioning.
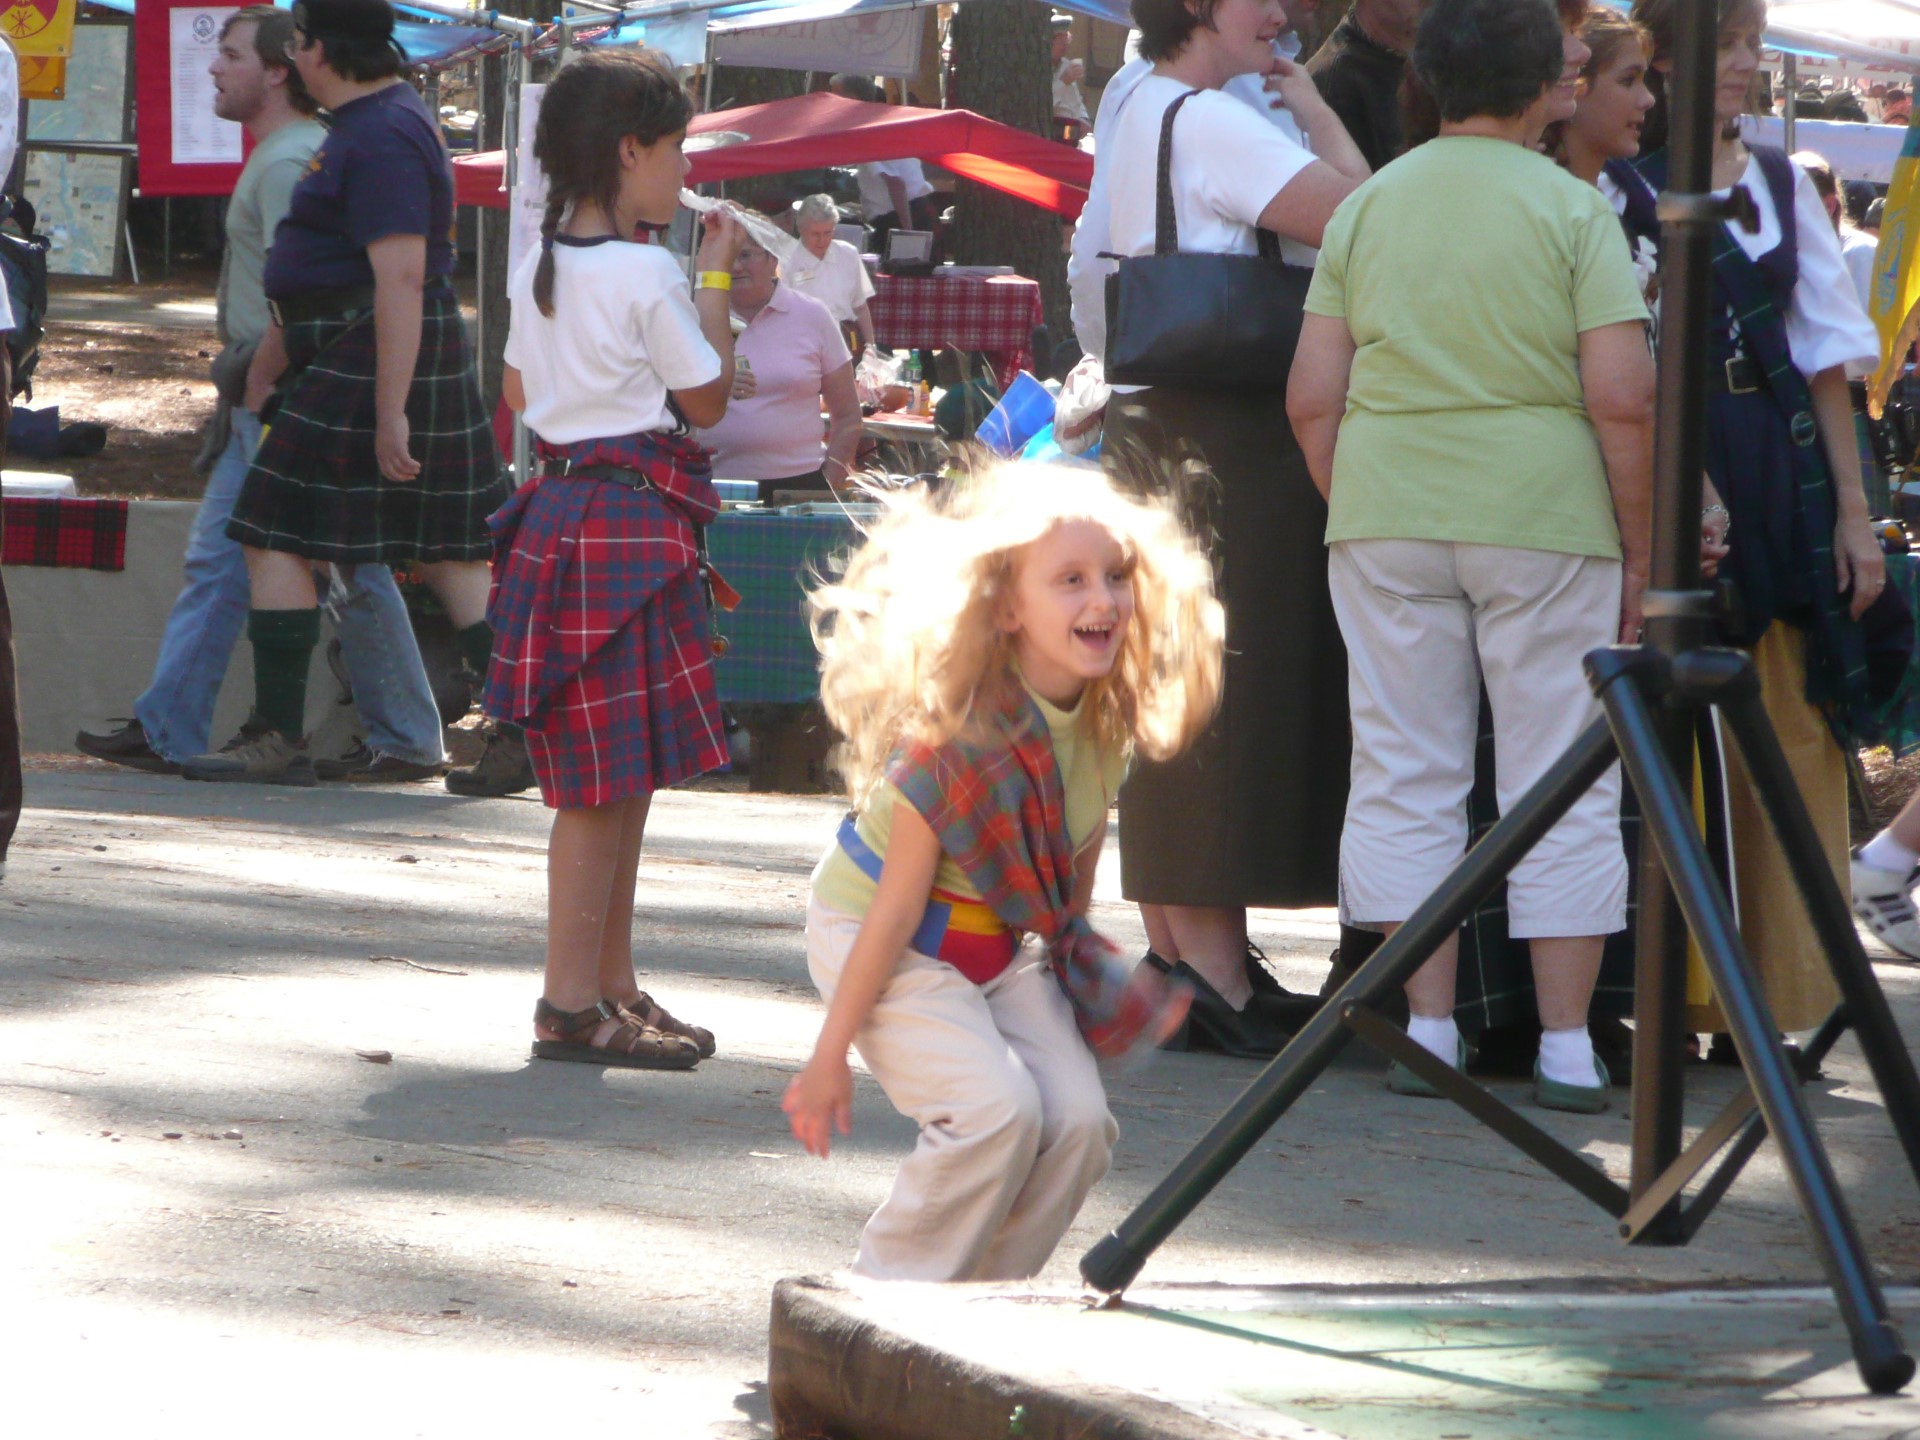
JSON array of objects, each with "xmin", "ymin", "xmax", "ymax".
[{"xmin": 228, "ymin": 288, "xmax": 506, "ymax": 565}]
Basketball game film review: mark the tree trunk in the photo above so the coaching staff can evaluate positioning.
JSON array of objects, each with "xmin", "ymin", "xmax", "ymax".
[
  {"xmin": 946, "ymin": 0, "xmax": 1070, "ymax": 352},
  {"xmin": 704, "ymin": 65, "xmax": 818, "ymax": 214}
]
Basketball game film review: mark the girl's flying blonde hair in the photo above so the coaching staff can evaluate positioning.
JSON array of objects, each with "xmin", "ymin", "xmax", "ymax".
[{"xmin": 811, "ymin": 463, "xmax": 1225, "ymax": 810}]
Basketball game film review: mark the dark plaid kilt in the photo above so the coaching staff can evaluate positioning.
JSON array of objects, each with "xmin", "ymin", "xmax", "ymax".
[
  {"xmin": 482, "ymin": 433, "xmax": 727, "ymax": 809},
  {"xmin": 227, "ymin": 289, "xmax": 506, "ymax": 564}
]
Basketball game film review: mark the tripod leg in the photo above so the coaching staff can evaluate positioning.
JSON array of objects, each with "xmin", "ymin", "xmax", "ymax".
[
  {"xmin": 1080, "ymin": 718, "xmax": 1620, "ymax": 1295},
  {"xmin": 1712, "ymin": 676, "xmax": 1920, "ymax": 1185},
  {"xmin": 1602, "ymin": 669, "xmax": 1914, "ymax": 1394}
]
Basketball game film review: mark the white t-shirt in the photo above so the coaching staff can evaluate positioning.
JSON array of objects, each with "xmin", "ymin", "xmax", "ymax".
[
  {"xmin": 1054, "ymin": 59, "xmax": 1089, "ymax": 124},
  {"xmin": 1842, "ymin": 225, "xmax": 1878, "ymax": 314},
  {"xmin": 504, "ymin": 238, "xmax": 721, "ymax": 445},
  {"xmin": 856, "ymin": 158, "xmax": 933, "ymax": 221},
  {"xmin": 781, "ymin": 237, "xmax": 876, "ymax": 325},
  {"xmin": 1071, "ymin": 66, "xmax": 1316, "ymax": 360}
]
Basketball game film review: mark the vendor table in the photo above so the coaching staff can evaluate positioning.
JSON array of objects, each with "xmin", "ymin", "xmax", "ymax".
[
  {"xmin": 868, "ymin": 272, "xmax": 1043, "ymax": 388},
  {"xmin": 707, "ymin": 507, "xmax": 862, "ymax": 791}
]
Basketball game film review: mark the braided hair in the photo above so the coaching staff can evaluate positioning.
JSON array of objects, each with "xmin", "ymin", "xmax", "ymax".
[{"xmin": 530, "ymin": 47, "xmax": 694, "ymax": 318}]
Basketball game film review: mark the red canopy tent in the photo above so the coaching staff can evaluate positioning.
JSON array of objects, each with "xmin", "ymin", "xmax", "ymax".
[{"xmin": 452, "ymin": 91, "xmax": 1093, "ymax": 219}]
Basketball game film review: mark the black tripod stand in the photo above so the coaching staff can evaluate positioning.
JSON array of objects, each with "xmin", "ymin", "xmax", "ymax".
[{"xmin": 1080, "ymin": 1, "xmax": 1920, "ymax": 1398}]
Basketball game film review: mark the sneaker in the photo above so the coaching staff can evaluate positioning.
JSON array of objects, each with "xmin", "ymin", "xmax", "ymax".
[
  {"xmin": 75, "ymin": 718, "xmax": 179, "ymax": 775},
  {"xmin": 315, "ymin": 742, "xmax": 447, "ymax": 783},
  {"xmin": 1534, "ymin": 1054, "xmax": 1611, "ymax": 1114},
  {"xmin": 1850, "ymin": 847, "xmax": 1920, "ymax": 960},
  {"xmin": 180, "ymin": 728, "xmax": 317, "ymax": 787},
  {"xmin": 445, "ymin": 725, "xmax": 534, "ymax": 797}
]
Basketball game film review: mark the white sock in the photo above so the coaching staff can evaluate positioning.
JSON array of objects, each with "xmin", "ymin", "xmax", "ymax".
[
  {"xmin": 1539, "ymin": 1026, "xmax": 1601, "ymax": 1088},
  {"xmin": 1406, "ymin": 1013, "xmax": 1460, "ymax": 1066},
  {"xmin": 1859, "ymin": 831, "xmax": 1920, "ymax": 877}
]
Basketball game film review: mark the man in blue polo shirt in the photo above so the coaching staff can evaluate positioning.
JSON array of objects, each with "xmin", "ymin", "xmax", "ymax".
[{"xmin": 77, "ymin": 4, "xmax": 448, "ymax": 784}]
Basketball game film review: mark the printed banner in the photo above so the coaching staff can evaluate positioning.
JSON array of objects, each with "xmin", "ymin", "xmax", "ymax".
[{"xmin": 135, "ymin": 0, "xmax": 246, "ymax": 196}]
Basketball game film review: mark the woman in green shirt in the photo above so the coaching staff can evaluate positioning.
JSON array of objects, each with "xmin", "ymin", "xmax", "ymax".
[{"xmin": 1287, "ymin": 0, "xmax": 1654, "ymax": 1113}]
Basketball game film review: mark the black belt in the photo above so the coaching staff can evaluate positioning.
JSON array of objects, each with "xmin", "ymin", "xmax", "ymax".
[
  {"xmin": 267, "ymin": 281, "xmax": 454, "ymax": 327},
  {"xmin": 544, "ymin": 461, "xmax": 652, "ymax": 489},
  {"xmin": 1708, "ymin": 354, "xmax": 1759, "ymax": 395}
]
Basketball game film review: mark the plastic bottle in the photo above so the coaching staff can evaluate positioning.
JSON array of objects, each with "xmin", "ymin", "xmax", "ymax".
[{"xmin": 902, "ymin": 353, "xmax": 924, "ymax": 415}]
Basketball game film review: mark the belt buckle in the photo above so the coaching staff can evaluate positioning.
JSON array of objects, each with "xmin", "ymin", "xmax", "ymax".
[
  {"xmin": 267, "ymin": 299, "xmax": 285, "ymax": 328},
  {"xmin": 1727, "ymin": 356, "xmax": 1758, "ymax": 395}
]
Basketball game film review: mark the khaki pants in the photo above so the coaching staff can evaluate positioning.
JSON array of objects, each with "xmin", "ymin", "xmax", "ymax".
[{"xmin": 806, "ymin": 899, "xmax": 1117, "ymax": 1282}]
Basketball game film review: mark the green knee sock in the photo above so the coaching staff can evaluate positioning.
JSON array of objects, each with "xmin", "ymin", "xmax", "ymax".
[
  {"xmin": 248, "ymin": 607, "xmax": 321, "ymax": 740},
  {"xmin": 455, "ymin": 618, "xmax": 520, "ymax": 741}
]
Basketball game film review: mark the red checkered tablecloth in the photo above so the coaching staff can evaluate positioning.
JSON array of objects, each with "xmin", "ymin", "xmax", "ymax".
[{"xmin": 868, "ymin": 272, "xmax": 1045, "ymax": 388}]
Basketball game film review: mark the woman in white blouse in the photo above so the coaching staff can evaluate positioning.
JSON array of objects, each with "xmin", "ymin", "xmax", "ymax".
[
  {"xmin": 1632, "ymin": 0, "xmax": 1887, "ymax": 1044},
  {"xmin": 1104, "ymin": 0, "xmax": 1368, "ymax": 1057},
  {"xmin": 784, "ymin": 194, "xmax": 877, "ymax": 355}
]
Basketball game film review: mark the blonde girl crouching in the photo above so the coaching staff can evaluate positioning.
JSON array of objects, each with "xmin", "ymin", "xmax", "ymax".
[{"xmin": 783, "ymin": 463, "xmax": 1224, "ymax": 1282}]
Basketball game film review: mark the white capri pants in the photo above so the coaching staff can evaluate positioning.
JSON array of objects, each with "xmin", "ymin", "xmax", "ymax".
[
  {"xmin": 1328, "ymin": 539, "xmax": 1629, "ymax": 939},
  {"xmin": 806, "ymin": 898, "xmax": 1118, "ymax": 1283}
]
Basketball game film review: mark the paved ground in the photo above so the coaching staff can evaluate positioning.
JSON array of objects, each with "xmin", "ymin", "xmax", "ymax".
[{"xmin": 8, "ymin": 759, "xmax": 1920, "ymax": 1437}]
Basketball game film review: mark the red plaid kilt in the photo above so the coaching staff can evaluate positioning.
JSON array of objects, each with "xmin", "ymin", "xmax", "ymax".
[{"xmin": 483, "ymin": 431, "xmax": 727, "ymax": 808}]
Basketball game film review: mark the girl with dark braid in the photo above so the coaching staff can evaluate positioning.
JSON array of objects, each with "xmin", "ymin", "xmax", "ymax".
[{"xmin": 483, "ymin": 48, "xmax": 745, "ymax": 1069}]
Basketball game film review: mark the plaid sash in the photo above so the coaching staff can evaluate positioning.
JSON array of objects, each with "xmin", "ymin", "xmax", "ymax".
[
  {"xmin": 886, "ymin": 687, "xmax": 1185, "ymax": 1059},
  {"xmin": 484, "ymin": 429, "xmax": 716, "ymax": 723},
  {"xmin": 1638, "ymin": 145, "xmax": 1881, "ymax": 743}
]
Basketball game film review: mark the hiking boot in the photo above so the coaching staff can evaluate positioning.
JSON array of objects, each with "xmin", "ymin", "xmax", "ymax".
[
  {"xmin": 76, "ymin": 718, "xmax": 179, "ymax": 775},
  {"xmin": 180, "ymin": 727, "xmax": 317, "ymax": 787},
  {"xmin": 315, "ymin": 741, "xmax": 446, "ymax": 783},
  {"xmin": 445, "ymin": 725, "xmax": 534, "ymax": 797}
]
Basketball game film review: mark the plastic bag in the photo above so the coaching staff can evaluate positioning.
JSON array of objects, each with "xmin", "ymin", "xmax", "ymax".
[
  {"xmin": 678, "ymin": 189, "xmax": 799, "ymax": 265},
  {"xmin": 855, "ymin": 346, "xmax": 906, "ymax": 410},
  {"xmin": 1053, "ymin": 354, "xmax": 1110, "ymax": 457}
]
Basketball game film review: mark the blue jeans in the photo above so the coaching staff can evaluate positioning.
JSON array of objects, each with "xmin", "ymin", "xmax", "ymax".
[{"xmin": 134, "ymin": 409, "xmax": 445, "ymax": 764}]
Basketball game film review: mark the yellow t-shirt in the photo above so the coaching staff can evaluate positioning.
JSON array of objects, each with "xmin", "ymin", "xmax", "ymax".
[
  {"xmin": 1305, "ymin": 136, "xmax": 1650, "ymax": 559},
  {"xmin": 810, "ymin": 686, "xmax": 1127, "ymax": 919}
]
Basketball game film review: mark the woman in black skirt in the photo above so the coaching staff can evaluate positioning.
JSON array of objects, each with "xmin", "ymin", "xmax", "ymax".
[
  {"xmin": 1100, "ymin": 0, "xmax": 1369, "ymax": 1055},
  {"xmin": 184, "ymin": 0, "xmax": 508, "ymax": 786}
]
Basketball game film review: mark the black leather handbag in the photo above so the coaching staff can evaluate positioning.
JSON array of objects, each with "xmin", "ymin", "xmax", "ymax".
[{"xmin": 1104, "ymin": 88, "xmax": 1313, "ymax": 395}]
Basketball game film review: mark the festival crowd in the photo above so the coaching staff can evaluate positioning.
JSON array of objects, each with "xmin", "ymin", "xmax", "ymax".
[{"xmin": 7, "ymin": 0, "xmax": 1916, "ymax": 1286}]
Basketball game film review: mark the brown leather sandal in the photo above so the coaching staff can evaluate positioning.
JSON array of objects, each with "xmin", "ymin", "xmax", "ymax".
[
  {"xmin": 531, "ymin": 998, "xmax": 700, "ymax": 1070},
  {"xmin": 617, "ymin": 991, "xmax": 716, "ymax": 1059}
]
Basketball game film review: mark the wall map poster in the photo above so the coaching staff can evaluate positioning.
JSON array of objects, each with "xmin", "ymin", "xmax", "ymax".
[
  {"xmin": 24, "ymin": 148, "xmax": 127, "ymax": 277},
  {"xmin": 28, "ymin": 22, "xmax": 132, "ymax": 144}
]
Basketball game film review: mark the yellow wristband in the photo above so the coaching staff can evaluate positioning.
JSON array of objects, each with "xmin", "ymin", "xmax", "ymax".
[{"xmin": 697, "ymin": 271, "xmax": 733, "ymax": 292}]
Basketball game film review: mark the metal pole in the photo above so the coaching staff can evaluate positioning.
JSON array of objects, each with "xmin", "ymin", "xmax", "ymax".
[
  {"xmin": 506, "ymin": 35, "xmax": 531, "ymax": 488},
  {"xmin": 1626, "ymin": 0, "xmax": 1721, "ymax": 1240},
  {"xmin": 1783, "ymin": 53, "xmax": 1798, "ymax": 152}
]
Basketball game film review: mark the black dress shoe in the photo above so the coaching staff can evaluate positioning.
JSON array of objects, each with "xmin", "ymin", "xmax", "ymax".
[
  {"xmin": 1243, "ymin": 941, "xmax": 1325, "ymax": 1028},
  {"xmin": 75, "ymin": 718, "xmax": 179, "ymax": 774},
  {"xmin": 1175, "ymin": 960, "xmax": 1297, "ymax": 1058}
]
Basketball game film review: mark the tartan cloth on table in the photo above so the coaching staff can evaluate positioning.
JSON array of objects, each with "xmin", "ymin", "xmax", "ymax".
[
  {"xmin": 482, "ymin": 430, "xmax": 726, "ymax": 806},
  {"xmin": 1, "ymin": 497, "xmax": 128, "ymax": 570},
  {"xmin": 229, "ymin": 288, "xmax": 507, "ymax": 565},
  {"xmin": 707, "ymin": 509, "xmax": 860, "ymax": 705},
  {"xmin": 888, "ymin": 686, "xmax": 1185, "ymax": 1060},
  {"xmin": 868, "ymin": 273, "xmax": 1044, "ymax": 388}
]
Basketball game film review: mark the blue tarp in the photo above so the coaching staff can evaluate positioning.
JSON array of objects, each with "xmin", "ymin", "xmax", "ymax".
[{"xmin": 82, "ymin": 0, "xmax": 498, "ymax": 67}]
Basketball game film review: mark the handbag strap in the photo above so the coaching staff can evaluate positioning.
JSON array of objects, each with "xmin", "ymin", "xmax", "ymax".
[{"xmin": 1154, "ymin": 86, "xmax": 1281, "ymax": 261}]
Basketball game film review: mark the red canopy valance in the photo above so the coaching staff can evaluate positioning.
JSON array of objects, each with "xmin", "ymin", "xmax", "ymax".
[{"xmin": 453, "ymin": 92, "xmax": 1092, "ymax": 219}]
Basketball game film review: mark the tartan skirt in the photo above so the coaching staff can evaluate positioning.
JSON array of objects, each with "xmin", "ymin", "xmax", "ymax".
[
  {"xmin": 483, "ymin": 469, "xmax": 728, "ymax": 809},
  {"xmin": 227, "ymin": 289, "xmax": 506, "ymax": 565}
]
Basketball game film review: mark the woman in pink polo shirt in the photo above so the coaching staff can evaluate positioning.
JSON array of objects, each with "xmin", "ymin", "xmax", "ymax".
[{"xmin": 698, "ymin": 229, "xmax": 862, "ymax": 503}]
